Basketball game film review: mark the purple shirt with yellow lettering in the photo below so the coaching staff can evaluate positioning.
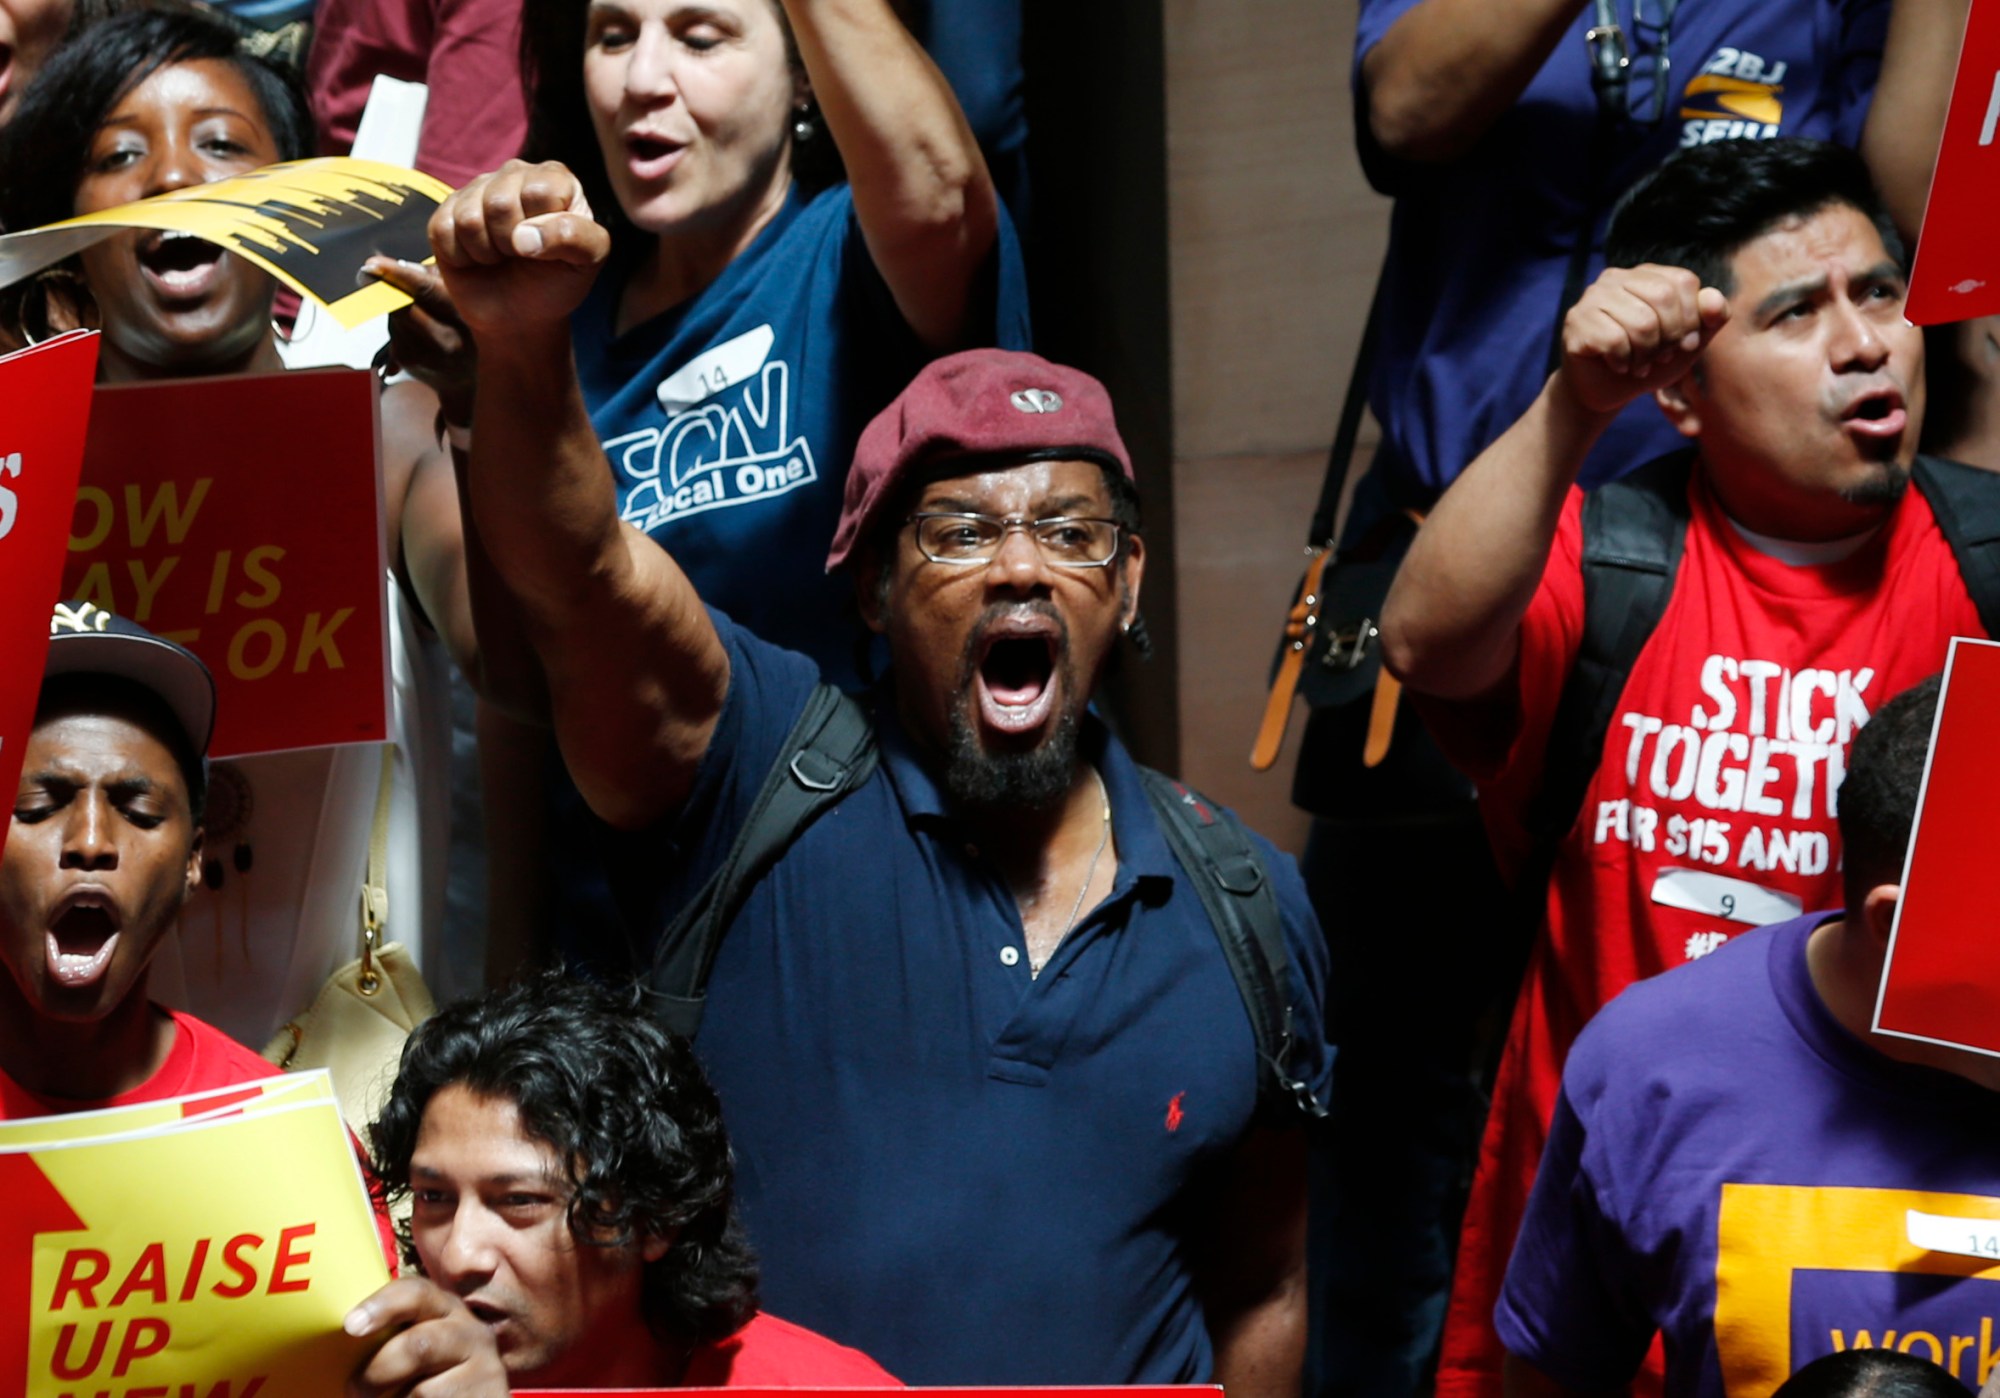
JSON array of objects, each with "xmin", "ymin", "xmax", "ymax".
[{"xmin": 1499, "ymin": 913, "xmax": 2000, "ymax": 1398}]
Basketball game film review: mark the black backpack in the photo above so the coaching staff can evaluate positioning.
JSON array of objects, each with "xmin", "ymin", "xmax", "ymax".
[
  {"xmin": 1523, "ymin": 450, "xmax": 2000, "ymax": 855},
  {"xmin": 639, "ymin": 683, "xmax": 1328, "ymax": 1126}
]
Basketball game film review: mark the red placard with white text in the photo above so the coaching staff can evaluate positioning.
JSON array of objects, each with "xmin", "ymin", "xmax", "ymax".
[
  {"xmin": 1906, "ymin": 2, "xmax": 2000, "ymax": 323},
  {"xmin": 1873, "ymin": 636, "xmax": 2000, "ymax": 1056},
  {"xmin": 61, "ymin": 367, "xmax": 388, "ymax": 757},
  {"xmin": 0, "ymin": 331, "xmax": 100, "ymax": 856}
]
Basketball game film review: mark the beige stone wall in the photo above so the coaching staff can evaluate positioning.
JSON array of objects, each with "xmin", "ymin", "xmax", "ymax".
[{"xmin": 1163, "ymin": 0, "xmax": 1391, "ymax": 854}]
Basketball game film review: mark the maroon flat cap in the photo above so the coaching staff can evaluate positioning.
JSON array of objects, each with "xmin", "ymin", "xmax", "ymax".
[{"xmin": 825, "ymin": 349, "xmax": 1134, "ymax": 571}]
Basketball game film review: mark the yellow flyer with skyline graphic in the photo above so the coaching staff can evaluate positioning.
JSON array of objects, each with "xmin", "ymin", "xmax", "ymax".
[
  {"xmin": 0, "ymin": 157, "xmax": 454, "ymax": 329},
  {"xmin": 2, "ymin": 1093, "xmax": 389, "ymax": 1397}
]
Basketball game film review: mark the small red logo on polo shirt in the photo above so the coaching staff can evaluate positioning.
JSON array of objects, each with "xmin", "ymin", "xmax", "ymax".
[{"xmin": 1165, "ymin": 1092, "xmax": 1186, "ymax": 1132}]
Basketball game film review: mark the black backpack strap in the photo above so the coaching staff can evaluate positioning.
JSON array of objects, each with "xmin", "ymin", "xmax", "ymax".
[
  {"xmin": 643, "ymin": 683, "xmax": 879, "ymax": 1038},
  {"xmin": 1139, "ymin": 768, "xmax": 1328, "ymax": 1126},
  {"xmin": 1522, "ymin": 449, "xmax": 1695, "ymax": 849},
  {"xmin": 1914, "ymin": 454, "xmax": 2000, "ymax": 638}
]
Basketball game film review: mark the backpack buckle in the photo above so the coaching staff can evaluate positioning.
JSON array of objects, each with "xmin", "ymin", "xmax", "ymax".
[
  {"xmin": 790, "ymin": 748, "xmax": 844, "ymax": 792},
  {"xmin": 1320, "ymin": 618, "xmax": 1378, "ymax": 671}
]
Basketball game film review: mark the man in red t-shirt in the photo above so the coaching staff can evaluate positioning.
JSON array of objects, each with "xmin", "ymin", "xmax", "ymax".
[
  {"xmin": 0, "ymin": 602, "xmax": 277, "ymax": 1118},
  {"xmin": 1380, "ymin": 137, "xmax": 1994, "ymax": 1398},
  {"xmin": 344, "ymin": 975, "xmax": 900, "ymax": 1394},
  {"xmin": 0, "ymin": 603, "xmax": 456, "ymax": 1394}
]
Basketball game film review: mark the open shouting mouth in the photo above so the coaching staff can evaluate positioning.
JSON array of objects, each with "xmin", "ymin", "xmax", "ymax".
[
  {"xmin": 1838, "ymin": 384, "xmax": 1907, "ymax": 443},
  {"xmin": 623, "ymin": 130, "xmax": 686, "ymax": 182},
  {"xmin": 46, "ymin": 889, "xmax": 124, "ymax": 989},
  {"xmin": 136, "ymin": 229, "xmax": 228, "ymax": 302},
  {"xmin": 973, "ymin": 612, "xmax": 1065, "ymax": 738}
]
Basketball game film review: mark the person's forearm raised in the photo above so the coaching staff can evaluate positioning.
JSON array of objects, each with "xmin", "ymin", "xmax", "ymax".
[
  {"xmin": 434, "ymin": 163, "xmax": 729, "ymax": 828},
  {"xmin": 1381, "ymin": 265, "xmax": 1730, "ymax": 699},
  {"xmin": 1362, "ymin": 0, "xmax": 1587, "ymax": 163},
  {"xmin": 782, "ymin": 0, "xmax": 1000, "ymax": 349},
  {"xmin": 1861, "ymin": 0, "xmax": 1972, "ymax": 244},
  {"xmin": 470, "ymin": 322, "xmax": 627, "ymax": 616}
]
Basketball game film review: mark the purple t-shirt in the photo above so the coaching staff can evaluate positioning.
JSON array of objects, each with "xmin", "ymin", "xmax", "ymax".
[{"xmin": 1499, "ymin": 913, "xmax": 2000, "ymax": 1398}]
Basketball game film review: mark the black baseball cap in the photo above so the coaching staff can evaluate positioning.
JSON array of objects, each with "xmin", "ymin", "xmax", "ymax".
[{"xmin": 42, "ymin": 601, "xmax": 216, "ymax": 758}]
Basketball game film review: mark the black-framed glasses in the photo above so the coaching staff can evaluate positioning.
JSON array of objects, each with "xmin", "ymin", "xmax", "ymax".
[
  {"xmin": 1586, "ymin": 0, "xmax": 1680, "ymax": 125},
  {"xmin": 907, "ymin": 513, "xmax": 1124, "ymax": 568}
]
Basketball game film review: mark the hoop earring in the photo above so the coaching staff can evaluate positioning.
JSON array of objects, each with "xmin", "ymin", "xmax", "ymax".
[{"xmin": 10, "ymin": 264, "xmax": 93, "ymax": 346}]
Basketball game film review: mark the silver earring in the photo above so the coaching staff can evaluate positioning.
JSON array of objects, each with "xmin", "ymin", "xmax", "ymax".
[{"xmin": 792, "ymin": 106, "xmax": 816, "ymax": 143}]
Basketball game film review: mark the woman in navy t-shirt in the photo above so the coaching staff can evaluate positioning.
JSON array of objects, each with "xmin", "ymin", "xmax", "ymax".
[{"xmin": 471, "ymin": 0, "xmax": 1031, "ymax": 680}]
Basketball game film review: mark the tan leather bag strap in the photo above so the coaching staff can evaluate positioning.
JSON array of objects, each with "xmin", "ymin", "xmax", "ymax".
[
  {"xmin": 1252, "ymin": 271, "xmax": 1386, "ymax": 771},
  {"xmin": 1252, "ymin": 509, "xmax": 1427, "ymax": 773},
  {"xmin": 1358, "ymin": 508, "xmax": 1426, "ymax": 769},
  {"xmin": 1363, "ymin": 671, "xmax": 1402, "ymax": 769},
  {"xmin": 1251, "ymin": 546, "xmax": 1331, "ymax": 770}
]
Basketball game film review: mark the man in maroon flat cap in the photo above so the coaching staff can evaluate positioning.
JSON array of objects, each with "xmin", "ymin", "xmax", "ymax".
[{"xmin": 432, "ymin": 169, "xmax": 1331, "ymax": 1398}]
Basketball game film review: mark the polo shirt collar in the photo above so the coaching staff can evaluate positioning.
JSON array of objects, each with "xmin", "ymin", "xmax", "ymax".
[{"xmin": 872, "ymin": 696, "xmax": 1182, "ymax": 896}]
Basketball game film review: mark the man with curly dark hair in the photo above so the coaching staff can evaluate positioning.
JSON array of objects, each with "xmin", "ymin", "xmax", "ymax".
[{"xmin": 350, "ymin": 975, "xmax": 899, "ymax": 1391}]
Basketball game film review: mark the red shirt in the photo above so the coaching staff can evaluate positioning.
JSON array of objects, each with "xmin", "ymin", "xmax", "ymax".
[
  {"xmin": 306, "ymin": 0, "xmax": 528, "ymax": 189},
  {"xmin": 684, "ymin": 1312, "xmax": 903, "ymax": 1386},
  {"xmin": 1427, "ymin": 473, "xmax": 1984, "ymax": 1398},
  {"xmin": 0, "ymin": 1007, "xmax": 276, "ymax": 1118},
  {"xmin": 514, "ymin": 1311, "xmax": 903, "ymax": 1393}
]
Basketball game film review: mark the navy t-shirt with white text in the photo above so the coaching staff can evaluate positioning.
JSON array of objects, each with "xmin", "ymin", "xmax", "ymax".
[{"xmin": 573, "ymin": 181, "xmax": 1032, "ymax": 686}]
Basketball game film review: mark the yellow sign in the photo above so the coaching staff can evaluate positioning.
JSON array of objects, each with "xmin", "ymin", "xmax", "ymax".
[
  {"xmin": 0, "ymin": 158, "xmax": 455, "ymax": 329},
  {"xmin": 1714, "ymin": 1183, "xmax": 2000, "ymax": 1398},
  {"xmin": 2, "ymin": 1078, "xmax": 389, "ymax": 1397}
]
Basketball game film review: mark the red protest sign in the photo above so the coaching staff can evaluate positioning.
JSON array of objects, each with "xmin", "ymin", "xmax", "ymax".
[
  {"xmin": 1873, "ymin": 636, "xmax": 2000, "ymax": 1057},
  {"xmin": 62, "ymin": 367, "xmax": 388, "ymax": 758},
  {"xmin": 1906, "ymin": 5, "xmax": 2000, "ymax": 323},
  {"xmin": 519, "ymin": 1388, "xmax": 1219, "ymax": 1397},
  {"xmin": 0, "ymin": 331, "xmax": 100, "ymax": 855}
]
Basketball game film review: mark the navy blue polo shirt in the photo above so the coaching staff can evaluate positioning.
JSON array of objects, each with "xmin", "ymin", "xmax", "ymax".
[{"xmin": 624, "ymin": 615, "xmax": 1333, "ymax": 1384}]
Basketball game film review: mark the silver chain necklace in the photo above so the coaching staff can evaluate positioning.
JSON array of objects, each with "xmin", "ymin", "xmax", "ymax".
[{"xmin": 1030, "ymin": 767, "xmax": 1112, "ymax": 979}]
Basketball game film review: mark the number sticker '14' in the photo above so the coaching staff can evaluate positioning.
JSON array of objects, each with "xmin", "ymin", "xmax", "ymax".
[{"xmin": 1906, "ymin": 1209, "xmax": 2000, "ymax": 1261}]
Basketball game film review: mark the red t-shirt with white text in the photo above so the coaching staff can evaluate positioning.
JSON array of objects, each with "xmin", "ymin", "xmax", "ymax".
[{"xmin": 1428, "ymin": 472, "xmax": 1985, "ymax": 1398}]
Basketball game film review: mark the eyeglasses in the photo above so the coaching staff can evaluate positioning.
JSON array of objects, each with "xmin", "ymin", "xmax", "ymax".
[{"xmin": 907, "ymin": 513, "xmax": 1124, "ymax": 568}]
